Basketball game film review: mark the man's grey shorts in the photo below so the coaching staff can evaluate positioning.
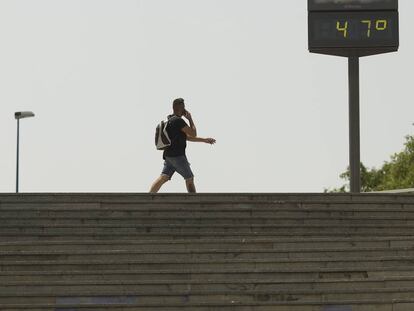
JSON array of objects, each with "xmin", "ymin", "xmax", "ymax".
[{"xmin": 162, "ymin": 155, "xmax": 194, "ymax": 180}]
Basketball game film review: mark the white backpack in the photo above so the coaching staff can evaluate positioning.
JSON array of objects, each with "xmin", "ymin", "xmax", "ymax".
[{"xmin": 155, "ymin": 119, "xmax": 171, "ymax": 150}]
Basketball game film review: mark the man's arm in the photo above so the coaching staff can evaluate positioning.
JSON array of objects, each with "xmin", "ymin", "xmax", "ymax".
[
  {"xmin": 181, "ymin": 126, "xmax": 197, "ymax": 138},
  {"xmin": 180, "ymin": 110, "xmax": 215, "ymax": 144},
  {"xmin": 184, "ymin": 111, "xmax": 197, "ymax": 137},
  {"xmin": 187, "ymin": 136, "xmax": 216, "ymax": 144}
]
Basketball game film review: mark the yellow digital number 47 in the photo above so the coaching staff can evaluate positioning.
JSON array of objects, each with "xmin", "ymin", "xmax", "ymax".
[{"xmin": 336, "ymin": 21, "xmax": 348, "ymax": 38}]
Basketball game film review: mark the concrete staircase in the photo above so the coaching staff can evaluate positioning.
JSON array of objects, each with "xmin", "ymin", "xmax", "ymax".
[{"xmin": 1, "ymin": 193, "xmax": 414, "ymax": 310}]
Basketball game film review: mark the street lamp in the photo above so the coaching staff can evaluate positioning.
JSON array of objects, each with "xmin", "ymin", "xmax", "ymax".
[{"xmin": 15, "ymin": 111, "xmax": 35, "ymax": 193}]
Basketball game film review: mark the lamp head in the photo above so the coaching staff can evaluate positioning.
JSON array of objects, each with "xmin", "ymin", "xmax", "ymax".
[{"xmin": 15, "ymin": 111, "xmax": 35, "ymax": 120}]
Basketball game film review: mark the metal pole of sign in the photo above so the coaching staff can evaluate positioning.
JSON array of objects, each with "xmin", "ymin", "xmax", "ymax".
[
  {"xmin": 348, "ymin": 56, "xmax": 361, "ymax": 193},
  {"xmin": 14, "ymin": 111, "xmax": 35, "ymax": 193},
  {"xmin": 16, "ymin": 119, "xmax": 20, "ymax": 193}
]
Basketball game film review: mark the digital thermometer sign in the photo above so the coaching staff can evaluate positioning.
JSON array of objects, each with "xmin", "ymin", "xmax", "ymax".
[
  {"xmin": 307, "ymin": 0, "xmax": 399, "ymax": 193},
  {"xmin": 309, "ymin": 11, "xmax": 398, "ymax": 48},
  {"xmin": 308, "ymin": 0, "xmax": 399, "ymax": 56}
]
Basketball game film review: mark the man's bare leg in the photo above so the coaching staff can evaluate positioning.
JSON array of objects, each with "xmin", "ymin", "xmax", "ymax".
[
  {"xmin": 185, "ymin": 178, "xmax": 196, "ymax": 193},
  {"xmin": 149, "ymin": 175, "xmax": 170, "ymax": 193}
]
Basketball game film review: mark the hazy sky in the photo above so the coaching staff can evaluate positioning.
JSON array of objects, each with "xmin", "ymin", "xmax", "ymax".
[{"xmin": 0, "ymin": 0, "xmax": 413, "ymax": 193}]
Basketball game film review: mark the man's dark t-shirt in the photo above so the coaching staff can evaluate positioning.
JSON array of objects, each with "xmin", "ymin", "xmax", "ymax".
[{"xmin": 163, "ymin": 115, "xmax": 187, "ymax": 159}]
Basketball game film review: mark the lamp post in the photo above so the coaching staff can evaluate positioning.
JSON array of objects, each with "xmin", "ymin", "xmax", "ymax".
[{"xmin": 15, "ymin": 111, "xmax": 35, "ymax": 193}]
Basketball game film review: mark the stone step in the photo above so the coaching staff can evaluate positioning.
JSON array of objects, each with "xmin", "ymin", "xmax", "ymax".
[
  {"xmin": 0, "ymin": 246, "xmax": 413, "ymax": 262},
  {"xmin": 2, "ymin": 232, "xmax": 413, "ymax": 242},
  {"xmin": 1, "ymin": 299, "xmax": 414, "ymax": 311},
  {"xmin": 1, "ymin": 193, "xmax": 413, "ymax": 204},
  {"xmin": 1, "ymin": 256, "xmax": 413, "ymax": 271},
  {"xmin": 1, "ymin": 287, "xmax": 414, "ymax": 305},
  {"xmin": 0, "ymin": 236, "xmax": 413, "ymax": 251},
  {"xmin": 1, "ymin": 200, "xmax": 413, "ymax": 209},
  {"xmin": 2, "ymin": 224, "xmax": 414, "ymax": 236},
  {"xmin": 3, "ymin": 217, "xmax": 414, "ymax": 226},
  {"xmin": 1, "ymin": 202, "xmax": 414, "ymax": 211},
  {"xmin": 5, "ymin": 210, "xmax": 414, "ymax": 220},
  {"xmin": 3, "ymin": 223, "xmax": 414, "ymax": 230},
  {"xmin": 1, "ymin": 275, "xmax": 413, "ymax": 291},
  {"xmin": 2, "ymin": 266, "xmax": 414, "ymax": 282}
]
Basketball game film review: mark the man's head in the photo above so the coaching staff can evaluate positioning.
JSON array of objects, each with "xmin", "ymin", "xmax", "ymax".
[{"xmin": 173, "ymin": 98, "xmax": 185, "ymax": 117}]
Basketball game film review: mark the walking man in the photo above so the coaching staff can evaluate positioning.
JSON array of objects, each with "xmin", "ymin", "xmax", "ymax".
[{"xmin": 150, "ymin": 98, "xmax": 216, "ymax": 193}]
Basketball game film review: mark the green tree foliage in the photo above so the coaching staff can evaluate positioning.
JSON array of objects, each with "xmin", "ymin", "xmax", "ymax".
[{"xmin": 329, "ymin": 135, "xmax": 414, "ymax": 192}]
